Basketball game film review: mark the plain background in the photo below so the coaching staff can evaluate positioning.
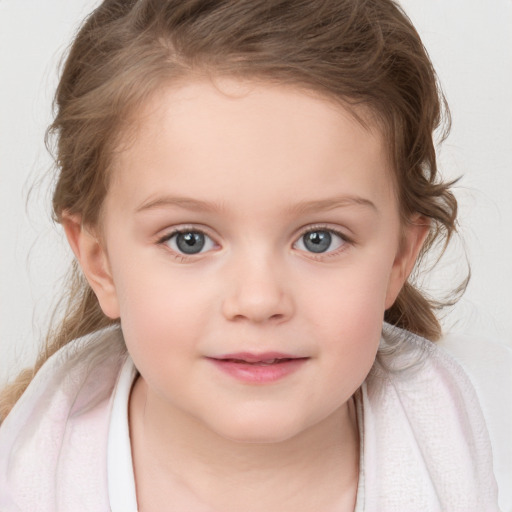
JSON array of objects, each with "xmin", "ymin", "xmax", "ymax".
[{"xmin": 1, "ymin": 0, "xmax": 511, "ymax": 385}]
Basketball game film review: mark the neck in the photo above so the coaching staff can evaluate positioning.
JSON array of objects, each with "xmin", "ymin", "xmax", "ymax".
[{"xmin": 129, "ymin": 376, "xmax": 360, "ymax": 512}]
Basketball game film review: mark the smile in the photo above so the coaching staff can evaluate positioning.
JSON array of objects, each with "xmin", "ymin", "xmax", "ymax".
[{"xmin": 207, "ymin": 352, "xmax": 309, "ymax": 384}]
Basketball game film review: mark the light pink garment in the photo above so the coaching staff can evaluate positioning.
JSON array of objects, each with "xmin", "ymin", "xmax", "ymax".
[
  {"xmin": 0, "ymin": 325, "xmax": 500, "ymax": 511},
  {"xmin": 0, "ymin": 328, "xmax": 126, "ymax": 512},
  {"xmin": 359, "ymin": 326, "xmax": 500, "ymax": 511}
]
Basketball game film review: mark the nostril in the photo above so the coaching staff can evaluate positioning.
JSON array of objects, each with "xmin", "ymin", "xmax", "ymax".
[
  {"xmin": 221, "ymin": 275, "xmax": 294, "ymax": 323},
  {"xmin": 231, "ymin": 312, "xmax": 284, "ymax": 322},
  {"xmin": 226, "ymin": 308, "xmax": 290, "ymax": 324}
]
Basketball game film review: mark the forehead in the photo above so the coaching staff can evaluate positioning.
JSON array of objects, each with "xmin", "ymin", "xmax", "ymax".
[{"xmin": 107, "ymin": 78, "xmax": 396, "ymax": 218}]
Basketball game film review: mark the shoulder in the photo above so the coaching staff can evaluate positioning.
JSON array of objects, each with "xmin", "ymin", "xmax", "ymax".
[
  {"xmin": 0, "ymin": 326, "xmax": 128, "ymax": 511},
  {"xmin": 1, "ymin": 325, "xmax": 127, "ymax": 429},
  {"xmin": 368, "ymin": 324, "xmax": 506, "ymax": 510},
  {"xmin": 437, "ymin": 332, "xmax": 512, "ymax": 511}
]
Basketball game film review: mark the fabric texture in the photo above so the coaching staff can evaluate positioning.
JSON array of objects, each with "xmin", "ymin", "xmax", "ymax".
[
  {"xmin": 0, "ymin": 327, "xmax": 126, "ymax": 512},
  {"xmin": 360, "ymin": 325, "xmax": 501, "ymax": 511},
  {"xmin": 437, "ymin": 333, "xmax": 512, "ymax": 512},
  {"xmin": 0, "ymin": 324, "xmax": 504, "ymax": 511}
]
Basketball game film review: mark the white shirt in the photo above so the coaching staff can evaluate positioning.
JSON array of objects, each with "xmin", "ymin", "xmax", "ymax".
[{"xmin": 108, "ymin": 358, "xmax": 139, "ymax": 512}]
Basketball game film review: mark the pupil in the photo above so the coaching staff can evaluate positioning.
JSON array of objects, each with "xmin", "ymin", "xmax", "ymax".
[
  {"xmin": 176, "ymin": 232, "xmax": 205, "ymax": 254},
  {"xmin": 304, "ymin": 231, "xmax": 331, "ymax": 253}
]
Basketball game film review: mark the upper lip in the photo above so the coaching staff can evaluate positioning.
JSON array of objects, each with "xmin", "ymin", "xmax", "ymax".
[{"xmin": 210, "ymin": 352, "xmax": 306, "ymax": 363}]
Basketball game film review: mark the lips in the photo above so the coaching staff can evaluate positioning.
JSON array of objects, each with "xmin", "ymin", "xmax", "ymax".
[
  {"xmin": 222, "ymin": 357, "xmax": 292, "ymax": 365},
  {"xmin": 207, "ymin": 352, "xmax": 308, "ymax": 383},
  {"xmin": 216, "ymin": 352, "xmax": 299, "ymax": 363}
]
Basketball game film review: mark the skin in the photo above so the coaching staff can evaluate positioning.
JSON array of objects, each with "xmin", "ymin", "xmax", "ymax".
[{"xmin": 64, "ymin": 78, "xmax": 428, "ymax": 511}]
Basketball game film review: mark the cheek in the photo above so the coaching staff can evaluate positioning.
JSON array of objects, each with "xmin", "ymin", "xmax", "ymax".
[
  {"xmin": 302, "ymin": 253, "xmax": 393, "ymax": 325},
  {"xmin": 298, "ymin": 257, "xmax": 392, "ymax": 378},
  {"xmin": 317, "ymin": 284, "xmax": 383, "ymax": 374},
  {"xmin": 109, "ymin": 255, "xmax": 211, "ymax": 362}
]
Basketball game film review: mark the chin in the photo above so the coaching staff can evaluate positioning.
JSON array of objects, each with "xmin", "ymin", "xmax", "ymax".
[{"xmin": 206, "ymin": 409, "xmax": 312, "ymax": 445}]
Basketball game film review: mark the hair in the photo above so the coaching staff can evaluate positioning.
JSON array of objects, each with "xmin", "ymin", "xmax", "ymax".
[{"xmin": 0, "ymin": 0, "xmax": 461, "ymax": 419}]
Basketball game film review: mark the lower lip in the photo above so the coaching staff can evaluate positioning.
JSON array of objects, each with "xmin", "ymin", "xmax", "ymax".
[{"xmin": 207, "ymin": 358, "xmax": 308, "ymax": 383}]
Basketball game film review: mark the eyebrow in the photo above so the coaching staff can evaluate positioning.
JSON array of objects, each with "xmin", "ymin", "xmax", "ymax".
[
  {"xmin": 135, "ymin": 196, "xmax": 225, "ymax": 214},
  {"xmin": 288, "ymin": 196, "xmax": 378, "ymax": 215},
  {"xmin": 135, "ymin": 194, "xmax": 378, "ymax": 215}
]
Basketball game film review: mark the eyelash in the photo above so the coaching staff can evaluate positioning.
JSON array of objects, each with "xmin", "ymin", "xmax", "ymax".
[
  {"xmin": 295, "ymin": 225, "xmax": 352, "ymax": 260},
  {"xmin": 156, "ymin": 225, "xmax": 352, "ymax": 261},
  {"xmin": 156, "ymin": 227, "xmax": 215, "ymax": 262}
]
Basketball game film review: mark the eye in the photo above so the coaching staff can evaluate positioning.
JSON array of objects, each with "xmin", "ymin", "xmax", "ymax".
[
  {"xmin": 294, "ymin": 229, "xmax": 347, "ymax": 254},
  {"xmin": 161, "ymin": 229, "xmax": 217, "ymax": 255}
]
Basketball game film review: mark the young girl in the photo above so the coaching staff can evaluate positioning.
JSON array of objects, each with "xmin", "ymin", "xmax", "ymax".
[{"xmin": 0, "ymin": 1, "xmax": 510, "ymax": 510}]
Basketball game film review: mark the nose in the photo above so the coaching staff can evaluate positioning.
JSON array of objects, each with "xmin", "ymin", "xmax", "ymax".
[{"xmin": 221, "ymin": 252, "xmax": 294, "ymax": 324}]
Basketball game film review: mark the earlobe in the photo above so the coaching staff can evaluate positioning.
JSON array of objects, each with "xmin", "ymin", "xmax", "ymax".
[
  {"xmin": 385, "ymin": 216, "xmax": 430, "ymax": 310},
  {"xmin": 61, "ymin": 212, "xmax": 120, "ymax": 319}
]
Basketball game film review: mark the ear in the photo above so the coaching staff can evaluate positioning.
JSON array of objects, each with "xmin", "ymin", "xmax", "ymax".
[
  {"xmin": 62, "ymin": 212, "xmax": 120, "ymax": 319},
  {"xmin": 384, "ymin": 215, "xmax": 430, "ymax": 309}
]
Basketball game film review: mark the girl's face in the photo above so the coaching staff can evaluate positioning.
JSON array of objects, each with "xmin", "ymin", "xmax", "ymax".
[{"xmin": 73, "ymin": 79, "xmax": 426, "ymax": 443}]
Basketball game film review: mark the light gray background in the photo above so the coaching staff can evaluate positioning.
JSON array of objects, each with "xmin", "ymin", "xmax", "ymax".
[{"xmin": 1, "ymin": 0, "xmax": 511, "ymax": 385}]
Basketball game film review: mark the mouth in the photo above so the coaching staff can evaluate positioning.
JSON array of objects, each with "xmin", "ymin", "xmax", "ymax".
[
  {"xmin": 221, "ymin": 357, "xmax": 296, "ymax": 365},
  {"xmin": 207, "ymin": 352, "xmax": 309, "ymax": 383}
]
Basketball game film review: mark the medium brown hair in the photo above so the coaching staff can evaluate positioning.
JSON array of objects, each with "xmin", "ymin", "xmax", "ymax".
[{"xmin": 1, "ymin": 0, "xmax": 460, "ymax": 418}]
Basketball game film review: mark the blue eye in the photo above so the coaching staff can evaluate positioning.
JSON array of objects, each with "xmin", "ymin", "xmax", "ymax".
[
  {"xmin": 163, "ymin": 230, "xmax": 216, "ymax": 255},
  {"xmin": 295, "ymin": 229, "xmax": 346, "ymax": 254}
]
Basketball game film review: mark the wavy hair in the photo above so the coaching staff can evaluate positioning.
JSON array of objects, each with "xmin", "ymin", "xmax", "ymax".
[{"xmin": 1, "ymin": 0, "xmax": 461, "ymax": 419}]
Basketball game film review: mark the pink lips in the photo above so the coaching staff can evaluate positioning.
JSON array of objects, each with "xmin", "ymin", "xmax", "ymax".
[{"xmin": 207, "ymin": 352, "xmax": 308, "ymax": 383}]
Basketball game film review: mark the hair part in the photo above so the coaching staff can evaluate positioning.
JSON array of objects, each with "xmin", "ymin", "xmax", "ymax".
[{"xmin": 1, "ymin": 0, "xmax": 463, "ymax": 420}]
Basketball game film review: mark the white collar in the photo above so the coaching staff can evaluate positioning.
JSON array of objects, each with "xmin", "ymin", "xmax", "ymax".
[{"xmin": 108, "ymin": 357, "xmax": 139, "ymax": 512}]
